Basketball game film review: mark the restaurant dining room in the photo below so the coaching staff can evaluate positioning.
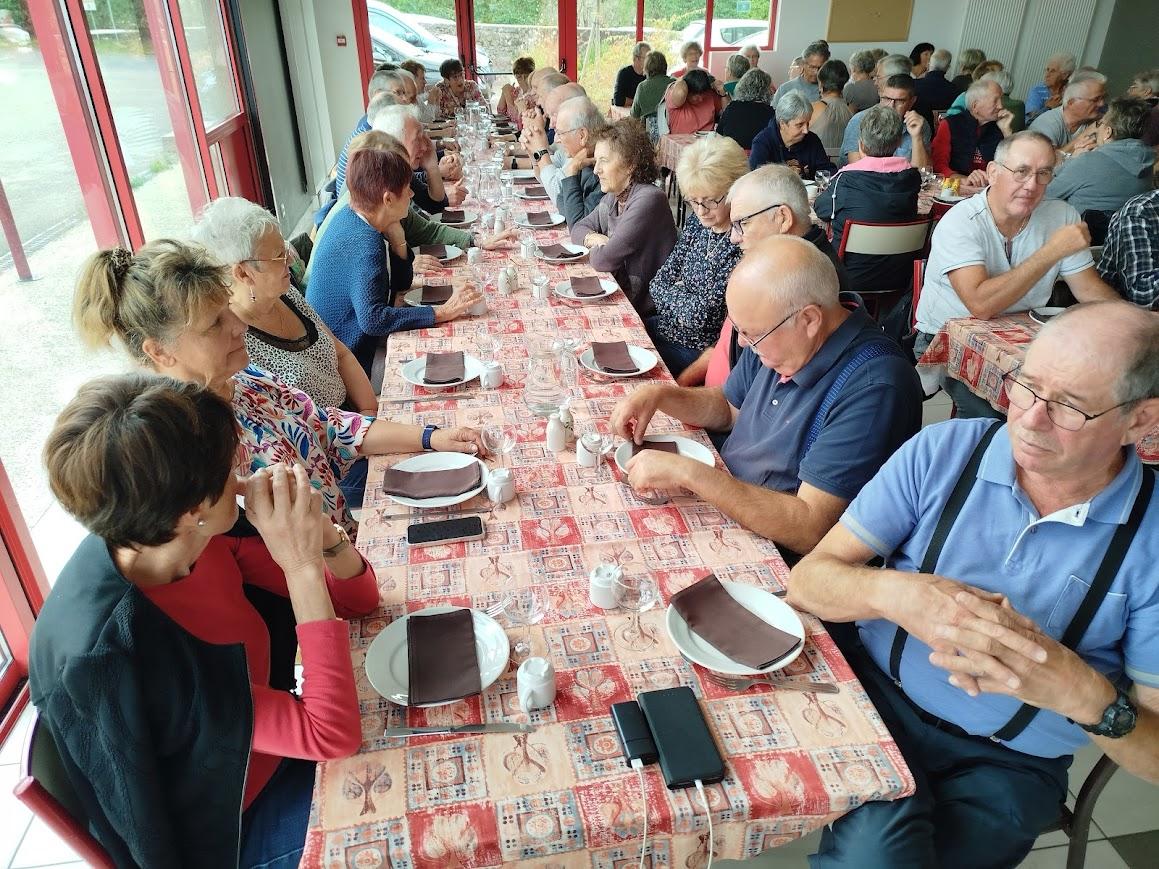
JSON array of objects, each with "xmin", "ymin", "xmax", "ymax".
[{"xmin": 1, "ymin": 0, "xmax": 1158, "ymax": 866}]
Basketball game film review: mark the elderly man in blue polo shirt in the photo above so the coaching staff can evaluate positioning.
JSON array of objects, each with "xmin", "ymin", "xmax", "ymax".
[
  {"xmin": 610, "ymin": 234, "xmax": 922, "ymax": 558},
  {"xmin": 789, "ymin": 301, "xmax": 1159, "ymax": 868}
]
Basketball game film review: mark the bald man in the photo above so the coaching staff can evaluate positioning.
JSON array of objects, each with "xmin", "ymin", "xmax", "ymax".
[
  {"xmin": 522, "ymin": 81, "xmax": 589, "ymax": 202},
  {"xmin": 790, "ymin": 301, "xmax": 1159, "ymax": 866},
  {"xmin": 610, "ymin": 235, "xmax": 921, "ymax": 559}
]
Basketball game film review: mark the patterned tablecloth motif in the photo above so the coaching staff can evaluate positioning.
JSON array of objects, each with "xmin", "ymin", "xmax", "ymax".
[
  {"xmin": 657, "ymin": 134, "xmax": 698, "ymax": 173},
  {"xmin": 917, "ymin": 312, "xmax": 1159, "ymax": 463},
  {"xmin": 300, "ymin": 169, "xmax": 916, "ymax": 868}
]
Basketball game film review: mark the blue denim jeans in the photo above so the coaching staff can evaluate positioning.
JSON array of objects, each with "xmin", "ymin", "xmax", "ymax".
[
  {"xmin": 239, "ymin": 758, "xmax": 317, "ymax": 869},
  {"xmin": 339, "ymin": 457, "xmax": 369, "ymax": 511}
]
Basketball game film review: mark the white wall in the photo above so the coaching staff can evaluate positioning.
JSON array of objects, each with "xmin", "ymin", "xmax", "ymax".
[{"xmin": 312, "ymin": 1, "xmax": 365, "ymax": 159}]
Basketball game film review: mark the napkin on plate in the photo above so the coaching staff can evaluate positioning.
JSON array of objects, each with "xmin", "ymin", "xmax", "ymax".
[
  {"xmin": 381, "ymin": 462, "xmax": 482, "ymax": 498},
  {"xmin": 631, "ymin": 440, "xmax": 679, "ymax": 457},
  {"xmin": 591, "ymin": 341, "xmax": 637, "ymax": 373},
  {"xmin": 407, "ymin": 609, "xmax": 482, "ymax": 705},
  {"xmin": 539, "ymin": 244, "xmax": 582, "ymax": 259},
  {"xmin": 440, "ymin": 210, "xmax": 466, "ymax": 224},
  {"xmin": 569, "ymin": 276, "xmax": 605, "ymax": 297},
  {"xmin": 420, "ymin": 283, "xmax": 454, "ymax": 304},
  {"xmin": 422, "ymin": 350, "xmax": 465, "ymax": 384},
  {"xmin": 670, "ymin": 574, "xmax": 802, "ymax": 670},
  {"xmin": 419, "ymin": 244, "xmax": 448, "ymax": 258},
  {"xmin": 526, "ymin": 211, "xmax": 554, "ymax": 226},
  {"xmin": 513, "ymin": 176, "xmax": 539, "ymax": 186},
  {"xmin": 522, "ymin": 185, "xmax": 548, "ymax": 197}
]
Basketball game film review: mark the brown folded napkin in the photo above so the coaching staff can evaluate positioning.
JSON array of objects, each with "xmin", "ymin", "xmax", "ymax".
[
  {"xmin": 422, "ymin": 351, "xmax": 465, "ymax": 384},
  {"xmin": 591, "ymin": 341, "xmax": 637, "ymax": 373},
  {"xmin": 420, "ymin": 283, "xmax": 454, "ymax": 304},
  {"xmin": 407, "ymin": 609, "xmax": 482, "ymax": 705},
  {"xmin": 526, "ymin": 211, "xmax": 554, "ymax": 226},
  {"xmin": 631, "ymin": 440, "xmax": 679, "ymax": 457},
  {"xmin": 514, "ymin": 176, "xmax": 539, "ymax": 186},
  {"xmin": 521, "ymin": 185, "xmax": 548, "ymax": 197},
  {"xmin": 440, "ymin": 210, "xmax": 466, "ymax": 223},
  {"xmin": 670, "ymin": 574, "xmax": 802, "ymax": 670},
  {"xmin": 420, "ymin": 244, "xmax": 448, "ymax": 259},
  {"xmin": 569, "ymin": 276, "xmax": 605, "ymax": 297},
  {"xmin": 539, "ymin": 244, "xmax": 582, "ymax": 259},
  {"xmin": 382, "ymin": 462, "xmax": 482, "ymax": 498}
]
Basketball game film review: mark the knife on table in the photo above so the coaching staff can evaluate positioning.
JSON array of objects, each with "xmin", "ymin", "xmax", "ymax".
[{"xmin": 384, "ymin": 722, "xmax": 535, "ymax": 736}]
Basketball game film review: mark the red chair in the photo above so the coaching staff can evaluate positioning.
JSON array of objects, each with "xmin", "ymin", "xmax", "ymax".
[
  {"xmin": 12, "ymin": 707, "xmax": 115, "ymax": 868},
  {"xmin": 912, "ymin": 257, "xmax": 926, "ymax": 330},
  {"xmin": 835, "ymin": 217, "xmax": 933, "ymax": 321}
]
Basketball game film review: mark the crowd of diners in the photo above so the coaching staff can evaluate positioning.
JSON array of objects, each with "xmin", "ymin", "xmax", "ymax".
[{"xmin": 23, "ymin": 32, "xmax": 1159, "ymax": 869}]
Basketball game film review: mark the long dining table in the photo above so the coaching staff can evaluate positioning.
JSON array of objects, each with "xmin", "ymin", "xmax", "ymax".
[{"xmin": 300, "ymin": 159, "xmax": 916, "ymax": 866}]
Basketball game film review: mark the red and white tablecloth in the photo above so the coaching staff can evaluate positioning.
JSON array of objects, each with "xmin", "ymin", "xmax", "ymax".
[{"xmin": 301, "ymin": 180, "xmax": 915, "ymax": 867}]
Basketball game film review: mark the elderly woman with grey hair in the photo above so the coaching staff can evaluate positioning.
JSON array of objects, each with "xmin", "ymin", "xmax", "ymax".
[
  {"xmin": 748, "ymin": 89, "xmax": 836, "ymax": 177},
  {"xmin": 844, "ymin": 50, "xmax": 880, "ymax": 113},
  {"xmin": 716, "ymin": 68, "xmax": 774, "ymax": 149},
  {"xmin": 723, "ymin": 53, "xmax": 750, "ymax": 97},
  {"xmin": 815, "ymin": 106, "xmax": 921, "ymax": 294},
  {"xmin": 191, "ymin": 196, "xmax": 378, "ymax": 417}
]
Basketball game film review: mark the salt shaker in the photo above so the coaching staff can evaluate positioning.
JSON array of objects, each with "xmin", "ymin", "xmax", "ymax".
[
  {"xmin": 516, "ymin": 657, "xmax": 556, "ymax": 712},
  {"xmin": 486, "ymin": 467, "xmax": 515, "ymax": 503},
  {"xmin": 545, "ymin": 413, "xmax": 566, "ymax": 453},
  {"xmin": 480, "ymin": 361, "xmax": 505, "ymax": 389},
  {"xmin": 467, "ymin": 247, "xmax": 482, "ymax": 266},
  {"xmin": 497, "ymin": 268, "xmax": 514, "ymax": 295},
  {"xmin": 558, "ymin": 400, "xmax": 574, "ymax": 442},
  {"xmin": 493, "ymin": 205, "xmax": 507, "ymax": 232},
  {"xmin": 589, "ymin": 564, "xmax": 621, "ymax": 609}
]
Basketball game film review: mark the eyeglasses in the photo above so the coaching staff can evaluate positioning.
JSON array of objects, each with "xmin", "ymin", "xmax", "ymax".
[
  {"xmin": 729, "ymin": 308, "xmax": 802, "ymax": 347},
  {"xmin": 729, "ymin": 202, "xmax": 783, "ymax": 238},
  {"xmin": 997, "ymin": 162, "xmax": 1055, "ymax": 185},
  {"xmin": 685, "ymin": 193, "xmax": 727, "ymax": 210},
  {"xmin": 1003, "ymin": 369, "xmax": 1139, "ymax": 431},
  {"xmin": 243, "ymin": 243, "xmax": 291, "ymax": 266}
]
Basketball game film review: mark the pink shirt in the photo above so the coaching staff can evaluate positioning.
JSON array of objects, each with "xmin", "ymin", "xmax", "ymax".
[
  {"xmin": 666, "ymin": 88, "xmax": 721, "ymax": 134},
  {"xmin": 838, "ymin": 155, "xmax": 913, "ymax": 174},
  {"xmin": 705, "ymin": 319, "xmax": 733, "ymax": 388}
]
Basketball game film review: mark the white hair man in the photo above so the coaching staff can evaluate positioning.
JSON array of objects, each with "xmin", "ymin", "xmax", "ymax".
[
  {"xmin": 1026, "ymin": 52, "xmax": 1077, "ymax": 120},
  {"xmin": 373, "ymin": 103, "xmax": 465, "ymax": 211},
  {"xmin": 914, "ymin": 48, "xmax": 958, "ymax": 116},
  {"xmin": 1029, "ymin": 70, "xmax": 1107, "ymax": 159},
  {"xmin": 791, "ymin": 300, "xmax": 1159, "ymax": 868},
  {"xmin": 610, "ymin": 234, "xmax": 921, "ymax": 559},
  {"xmin": 521, "ymin": 81, "xmax": 589, "ymax": 202},
  {"xmin": 613, "ymin": 41, "xmax": 650, "ymax": 108},
  {"xmin": 550, "ymin": 97, "xmax": 607, "ymax": 225},
  {"xmin": 930, "ymin": 79, "xmax": 1013, "ymax": 183},
  {"xmin": 915, "ymin": 130, "xmax": 1118, "ymax": 416}
]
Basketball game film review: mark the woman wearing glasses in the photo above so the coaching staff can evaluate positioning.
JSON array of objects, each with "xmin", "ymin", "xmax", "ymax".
[{"xmin": 644, "ymin": 134, "xmax": 747, "ymax": 379}]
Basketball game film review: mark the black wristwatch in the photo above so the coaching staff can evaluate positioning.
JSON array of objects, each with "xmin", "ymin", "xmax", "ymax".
[
  {"xmin": 1078, "ymin": 687, "xmax": 1137, "ymax": 738},
  {"xmin": 533, "ymin": 148, "xmax": 551, "ymax": 162}
]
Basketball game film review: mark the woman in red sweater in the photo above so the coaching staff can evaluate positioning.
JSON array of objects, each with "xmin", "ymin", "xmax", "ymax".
[{"xmin": 31, "ymin": 373, "xmax": 379, "ymax": 868}]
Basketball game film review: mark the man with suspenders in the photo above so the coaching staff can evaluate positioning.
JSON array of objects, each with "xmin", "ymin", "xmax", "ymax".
[{"xmin": 789, "ymin": 302, "xmax": 1159, "ymax": 867}]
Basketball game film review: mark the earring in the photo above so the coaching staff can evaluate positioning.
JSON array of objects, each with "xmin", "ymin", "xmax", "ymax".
[
  {"xmin": 249, "ymin": 288, "xmax": 256, "ymax": 303},
  {"xmin": 197, "ymin": 519, "xmax": 206, "ymax": 527}
]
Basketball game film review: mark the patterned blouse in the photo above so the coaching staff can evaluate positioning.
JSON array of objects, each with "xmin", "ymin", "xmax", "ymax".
[
  {"xmin": 647, "ymin": 212, "xmax": 743, "ymax": 349},
  {"xmin": 232, "ymin": 365, "xmax": 372, "ymax": 533},
  {"xmin": 427, "ymin": 80, "xmax": 484, "ymax": 119},
  {"xmin": 243, "ymin": 289, "xmax": 347, "ymax": 411}
]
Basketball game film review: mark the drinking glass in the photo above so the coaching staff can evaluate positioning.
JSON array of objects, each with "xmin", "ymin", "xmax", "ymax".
[
  {"xmin": 815, "ymin": 170, "xmax": 833, "ymax": 191},
  {"xmin": 504, "ymin": 585, "xmax": 548, "ymax": 659},
  {"xmin": 481, "ymin": 423, "xmax": 517, "ymax": 468},
  {"xmin": 530, "ymin": 269, "xmax": 550, "ymax": 299},
  {"xmin": 476, "ymin": 333, "xmax": 503, "ymax": 364},
  {"xmin": 579, "ymin": 421, "xmax": 614, "ymax": 459},
  {"xmin": 552, "ymin": 328, "xmax": 583, "ymax": 355},
  {"xmin": 613, "ymin": 573, "xmax": 659, "ymax": 648}
]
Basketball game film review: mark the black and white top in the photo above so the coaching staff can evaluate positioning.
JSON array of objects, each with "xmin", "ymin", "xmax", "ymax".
[{"xmin": 243, "ymin": 289, "xmax": 347, "ymax": 410}]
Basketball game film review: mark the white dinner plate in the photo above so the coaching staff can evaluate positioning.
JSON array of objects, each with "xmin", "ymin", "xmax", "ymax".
[
  {"xmin": 515, "ymin": 186, "xmax": 551, "ymax": 200},
  {"xmin": 439, "ymin": 210, "xmax": 477, "ymax": 227},
  {"xmin": 553, "ymin": 278, "xmax": 619, "ymax": 301},
  {"xmin": 401, "ymin": 353, "xmax": 485, "ymax": 390},
  {"xmin": 614, "ymin": 435, "xmax": 715, "ymax": 476},
  {"xmin": 934, "ymin": 191, "xmax": 967, "ymax": 203},
  {"xmin": 535, "ymin": 243, "xmax": 589, "ymax": 263},
  {"xmin": 666, "ymin": 580, "xmax": 805, "ymax": 676},
  {"xmin": 382, "ymin": 451, "xmax": 489, "ymax": 508},
  {"xmin": 1029, "ymin": 306, "xmax": 1066, "ymax": 325},
  {"xmin": 410, "ymin": 244, "xmax": 464, "ymax": 264},
  {"xmin": 515, "ymin": 212, "xmax": 565, "ymax": 229},
  {"xmin": 578, "ymin": 344, "xmax": 658, "ymax": 378},
  {"xmin": 365, "ymin": 606, "xmax": 509, "ymax": 706}
]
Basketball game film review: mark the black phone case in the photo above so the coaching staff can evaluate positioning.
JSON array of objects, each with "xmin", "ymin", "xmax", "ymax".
[
  {"xmin": 406, "ymin": 516, "xmax": 484, "ymax": 546},
  {"xmin": 638, "ymin": 686, "xmax": 725, "ymax": 789}
]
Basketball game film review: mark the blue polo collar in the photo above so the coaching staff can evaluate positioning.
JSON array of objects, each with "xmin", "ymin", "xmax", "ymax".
[
  {"xmin": 977, "ymin": 426, "xmax": 1144, "ymax": 526},
  {"xmin": 789, "ymin": 307, "xmax": 873, "ymax": 390}
]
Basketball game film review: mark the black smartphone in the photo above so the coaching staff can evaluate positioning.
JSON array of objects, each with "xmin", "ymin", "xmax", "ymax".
[
  {"xmin": 406, "ymin": 516, "xmax": 485, "ymax": 547},
  {"xmin": 638, "ymin": 686, "xmax": 725, "ymax": 789}
]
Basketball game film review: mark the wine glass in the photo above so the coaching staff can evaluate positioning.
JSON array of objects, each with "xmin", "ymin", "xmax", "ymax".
[
  {"xmin": 579, "ymin": 421, "xmax": 614, "ymax": 459},
  {"xmin": 481, "ymin": 422, "xmax": 517, "ymax": 468},
  {"xmin": 552, "ymin": 327, "xmax": 583, "ymax": 355},
  {"xmin": 504, "ymin": 585, "xmax": 548, "ymax": 659},
  {"xmin": 613, "ymin": 573, "xmax": 659, "ymax": 649},
  {"xmin": 476, "ymin": 333, "xmax": 503, "ymax": 364},
  {"xmin": 530, "ymin": 269, "xmax": 550, "ymax": 299}
]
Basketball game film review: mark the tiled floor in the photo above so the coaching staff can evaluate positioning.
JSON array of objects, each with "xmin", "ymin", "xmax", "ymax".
[{"xmin": 2, "ymin": 393, "xmax": 1155, "ymax": 868}]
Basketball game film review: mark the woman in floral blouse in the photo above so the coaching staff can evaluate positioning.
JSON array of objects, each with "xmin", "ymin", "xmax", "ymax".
[
  {"xmin": 428, "ymin": 58, "xmax": 484, "ymax": 119},
  {"xmin": 644, "ymin": 134, "xmax": 747, "ymax": 379},
  {"xmin": 73, "ymin": 239, "xmax": 485, "ymax": 535}
]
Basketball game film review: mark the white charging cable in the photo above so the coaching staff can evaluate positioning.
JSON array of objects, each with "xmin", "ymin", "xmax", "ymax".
[
  {"xmin": 632, "ymin": 758, "xmax": 649, "ymax": 868},
  {"xmin": 694, "ymin": 779, "xmax": 714, "ymax": 869}
]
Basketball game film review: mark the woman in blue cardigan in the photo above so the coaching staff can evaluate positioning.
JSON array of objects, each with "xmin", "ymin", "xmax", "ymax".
[{"xmin": 306, "ymin": 144, "xmax": 480, "ymax": 376}]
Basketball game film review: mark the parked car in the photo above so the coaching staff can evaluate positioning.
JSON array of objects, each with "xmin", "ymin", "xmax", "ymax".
[
  {"xmin": 367, "ymin": 1, "xmax": 491, "ymax": 72},
  {"xmin": 669, "ymin": 18, "xmax": 768, "ymax": 58},
  {"xmin": 0, "ymin": 22, "xmax": 31, "ymax": 46},
  {"xmin": 370, "ymin": 26, "xmax": 442, "ymax": 78}
]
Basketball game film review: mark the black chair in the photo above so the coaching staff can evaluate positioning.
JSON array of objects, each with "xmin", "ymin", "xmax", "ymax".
[{"xmin": 1047, "ymin": 754, "xmax": 1120, "ymax": 869}]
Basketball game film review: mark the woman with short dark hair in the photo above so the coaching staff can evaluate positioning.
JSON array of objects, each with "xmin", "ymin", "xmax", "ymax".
[
  {"xmin": 572, "ymin": 119, "xmax": 677, "ymax": 315},
  {"xmin": 428, "ymin": 57, "xmax": 483, "ymax": 117},
  {"xmin": 497, "ymin": 55, "xmax": 535, "ymax": 127},
  {"xmin": 31, "ymin": 373, "xmax": 379, "ymax": 867},
  {"xmin": 665, "ymin": 67, "xmax": 723, "ymax": 134}
]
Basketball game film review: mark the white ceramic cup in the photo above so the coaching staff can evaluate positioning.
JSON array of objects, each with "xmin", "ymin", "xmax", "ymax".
[{"xmin": 516, "ymin": 657, "xmax": 556, "ymax": 712}]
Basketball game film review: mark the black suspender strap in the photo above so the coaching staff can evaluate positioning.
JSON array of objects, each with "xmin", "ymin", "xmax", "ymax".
[
  {"xmin": 888, "ymin": 421, "xmax": 1003, "ymax": 683},
  {"xmin": 991, "ymin": 468, "xmax": 1154, "ymax": 742},
  {"xmin": 728, "ymin": 324, "xmax": 742, "ymax": 370}
]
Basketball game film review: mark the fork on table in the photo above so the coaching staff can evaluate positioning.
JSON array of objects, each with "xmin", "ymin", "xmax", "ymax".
[{"xmin": 703, "ymin": 670, "xmax": 839, "ymax": 694}]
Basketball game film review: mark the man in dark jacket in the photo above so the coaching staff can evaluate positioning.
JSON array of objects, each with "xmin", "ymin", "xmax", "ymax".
[
  {"xmin": 749, "ymin": 90, "xmax": 836, "ymax": 179},
  {"xmin": 815, "ymin": 106, "xmax": 922, "ymax": 293},
  {"xmin": 613, "ymin": 41, "xmax": 650, "ymax": 107},
  {"xmin": 914, "ymin": 48, "xmax": 959, "ymax": 124},
  {"xmin": 553, "ymin": 96, "xmax": 606, "ymax": 226},
  {"xmin": 931, "ymin": 79, "xmax": 1013, "ymax": 181}
]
